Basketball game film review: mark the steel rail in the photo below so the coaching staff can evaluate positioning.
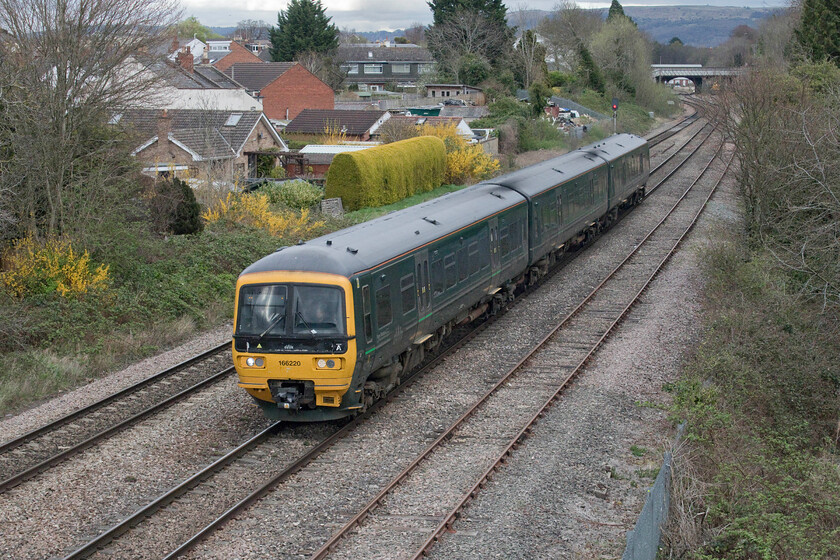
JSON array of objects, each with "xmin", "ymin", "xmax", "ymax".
[
  {"xmin": 308, "ymin": 130, "xmax": 726, "ymax": 560},
  {"xmin": 410, "ymin": 147, "xmax": 735, "ymax": 560},
  {"xmin": 148, "ymin": 202, "xmax": 624, "ymax": 560},
  {"xmin": 70, "ymin": 110, "xmax": 707, "ymax": 560},
  {"xmin": 0, "ymin": 365, "xmax": 235, "ymax": 493},
  {"xmin": 0, "ymin": 341, "xmax": 230, "ymax": 455}
]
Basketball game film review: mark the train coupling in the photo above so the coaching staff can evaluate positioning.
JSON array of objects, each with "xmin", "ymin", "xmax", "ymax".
[{"xmin": 269, "ymin": 380, "xmax": 315, "ymax": 411}]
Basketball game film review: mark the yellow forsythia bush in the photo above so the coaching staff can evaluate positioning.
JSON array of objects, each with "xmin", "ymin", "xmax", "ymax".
[
  {"xmin": 418, "ymin": 123, "xmax": 499, "ymax": 185},
  {"xmin": 202, "ymin": 191, "xmax": 325, "ymax": 239},
  {"xmin": 0, "ymin": 236, "xmax": 110, "ymax": 299}
]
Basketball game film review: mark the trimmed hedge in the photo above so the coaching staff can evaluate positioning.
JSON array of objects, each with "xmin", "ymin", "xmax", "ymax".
[{"xmin": 324, "ymin": 136, "xmax": 446, "ymax": 210}]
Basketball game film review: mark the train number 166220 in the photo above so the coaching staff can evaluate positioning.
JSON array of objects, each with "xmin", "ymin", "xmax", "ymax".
[{"xmin": 278, "ymin": 360, "xmax": 301, "ymax": 367}]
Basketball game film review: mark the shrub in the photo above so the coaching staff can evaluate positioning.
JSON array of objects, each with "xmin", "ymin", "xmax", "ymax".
[
  {"xmin": 202, "ymin": 192, "xmax": 325, "ymax": 239},
  {"xmin": 147, "ymin": 177, "xmax": 203, "ymax": 235},
  {"xmin": 260, "ymin": 180, "xmax": 324, "ymax": 209},
  {"xmin": 419, "ymin": 123, "xmax": 500, "ymax": 184},
  {"xmin": 0, "ymin": 236, "xmax": 110, "ymax": 299},
  {"xmin": 325, "ymin": 136, "xmax": 446, "ymax": 210}
]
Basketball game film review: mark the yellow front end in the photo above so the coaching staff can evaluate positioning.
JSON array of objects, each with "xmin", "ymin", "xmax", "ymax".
[{"xmin": 232, "ymin": 271, "xmax": 359, "ymax": 420}]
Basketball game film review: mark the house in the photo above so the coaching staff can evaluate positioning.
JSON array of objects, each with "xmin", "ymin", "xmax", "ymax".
[
  {"xmin": 223, "ymin": 62, "xmax": 334, "ymax": 122},
  {"xmin": 204, "ymin": 40, "xmax": 233, "ymax": 64},
  {"xmin": 167, "ymin": 37, "xmax": 206, "ymax": 63},
  {"xmin": 120, "ymin": 109, "xmax": 288, "ymax": 181},
  {"xmin": 212, "ymin": 41, "xmax": 263, "ymax": 72},
  {"xmin": 387, "ymin": 115, "xmax": 474, "ymax": 141},
  {"xmin": 338, "ymin": 44, "xmax": 435, "ymax": 91},
  {"xmin": 284, "ymin": 109, "xmax": 390, "ymax": 142},
  {"xmin": 426, "ymin": 84, "xmax": 485, "ymax": 104},
  {"xmin": 144, "ymin": 55, "xmax": 262, "ymax": 112}
]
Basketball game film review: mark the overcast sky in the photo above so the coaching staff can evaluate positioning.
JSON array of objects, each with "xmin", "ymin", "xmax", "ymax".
[{"xmin": 181, "ymin": 0, "xmax": 788, "ymax": 30}]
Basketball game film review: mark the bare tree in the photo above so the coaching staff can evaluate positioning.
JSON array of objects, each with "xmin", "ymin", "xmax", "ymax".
[
  {"xmin": 235, "ymin": 19, "xmax": 271, "ymax": 42},
  {"xmin": 404, "ymin": 23, "xmax": 427, "ymax": 46},
  {"xmin": 295, "ymin": 50, "xmax": 345, "ymax": 90},
  {"xmin": 537, "ymin": 0, "xmax": 602, "ymax": 71},
  {"xmin": 715, "ymin": 69, "xmax": 840, "ymax": 309},
  {"xmin": 378, "ymin": 119, "xmax": 420, "ymax": 143},
  {"xmin": 0, "ymin": 0, "xmax": 180, "ymax": 239},
  {"xmin": 426, "ymin": 9, "xmax": 509, "ymax": 82},
  {"xmin": 589, "ymin": 15, "xmax": 651, "ymax": 95},
  {"xmin": 510, "ymin": 6, "xmax": 546, "ymax": 87}
]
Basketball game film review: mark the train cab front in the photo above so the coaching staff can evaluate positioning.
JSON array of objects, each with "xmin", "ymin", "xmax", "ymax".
[{"xmin": 232, "ymin": 271, "xmax": 360, "ymax": 421}]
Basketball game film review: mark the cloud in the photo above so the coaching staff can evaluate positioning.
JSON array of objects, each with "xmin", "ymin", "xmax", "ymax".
[{"xmin": 181, "ymin": 0, "xmax": 788, "ymax": 30}]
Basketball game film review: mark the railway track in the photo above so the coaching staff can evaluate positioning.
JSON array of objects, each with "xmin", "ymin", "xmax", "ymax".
[
  {"xmin": 646, "ymin": 101, "xmax": 700, "ymax": 147},
  {"xmin": 59, "ymin": 104, "xmax": 718, "ymax": 560},
  {"xmin": 0, "ymin": 342, "xmax": 232, "ymax": 493},
  {"xmin": 311, "ymin": 136, "xmax": 733, "ymax": 560},
  {"xmin": 0, "ymin": 101, "xmax": 697, "ymax": 500}
]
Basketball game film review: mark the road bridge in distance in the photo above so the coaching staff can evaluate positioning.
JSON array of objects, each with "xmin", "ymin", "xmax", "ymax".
[{"xmin": 651, "ymin": 64, "xmax": 745, "ymax": 88}]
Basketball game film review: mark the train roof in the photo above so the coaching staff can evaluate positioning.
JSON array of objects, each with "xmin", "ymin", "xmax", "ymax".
[
  {"xmin": 241, "ymin": 183, "xmax": 526, "ymax": 279},
  {"xmin": 485, "ymin": 133, "xmax": 647, "ymax": 199}
]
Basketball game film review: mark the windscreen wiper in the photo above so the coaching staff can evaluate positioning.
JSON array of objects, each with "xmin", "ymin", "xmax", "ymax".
[
  {"xmin": 254, "ymin": 313, "xmax": 285, "ymax": 345},
  {"xmin": 296, "ymin": 310, "xmax": 317, "ymax": 334}
]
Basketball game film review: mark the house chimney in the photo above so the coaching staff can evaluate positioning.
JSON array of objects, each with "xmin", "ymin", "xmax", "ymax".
[
  {"xmin": 170, "ymin": 35, "xmax": 179, "ymax": 54},
  {"xmin": 157, "ymin": 109, "xmax": 172, "ymax": 156},
  {"xmin": 176, "ymin": 49, "xmax": 194, "ymax": 73}
]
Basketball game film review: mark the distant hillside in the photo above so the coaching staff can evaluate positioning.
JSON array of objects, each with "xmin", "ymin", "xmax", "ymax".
[
  {"xmin": 510, "ymin": 6, "xmax": 783, "ymax": 47},
  {"xmin": 209, "ymin": 6, "xmax": 785, "ymax": 49},
  {"xmin": 621, "ymin": 6, "xmax": 784, "ymax": 46}
]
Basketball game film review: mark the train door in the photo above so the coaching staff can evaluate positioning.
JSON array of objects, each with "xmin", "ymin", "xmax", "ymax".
[
  {"xmin": 414, "ymin": 251, "xmax": 431, "ymax": 320},
  {"xmin": 489, "ymin": 217, "xmax": 500, "ymax": 274},
  {"xmin": 372, "ymin": 271, "xmax": 392, "ymax": 350},
  {"xmin": 358, "ymin": 279, "xmax": 375, "ymax": 365}
]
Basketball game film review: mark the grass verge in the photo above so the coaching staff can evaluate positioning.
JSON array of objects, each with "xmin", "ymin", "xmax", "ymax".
[{"xmin": 665, "ymin": 240, "xmax": 840, "ymax": 559}]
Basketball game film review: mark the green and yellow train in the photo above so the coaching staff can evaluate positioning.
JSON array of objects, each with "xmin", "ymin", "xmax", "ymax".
[{"xmin": 233, "ymin": 133, "xmax": 650, "ymax": 421}]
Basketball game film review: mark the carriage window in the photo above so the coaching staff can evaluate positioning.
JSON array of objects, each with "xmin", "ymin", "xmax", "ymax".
[
  {"xmin": 375, "ymin": 284, "xmax": 392, "ymax": 327},
  {"xmin": 432, "ymin": 259, "xmax": 445, "ymax": 295},
  {"xmin": 362, "ymin": 285, "xmax": 372, "ymax": 341},
  {"xmin": 468, "ymin": 241, "xmax": 480, "ymax": 275},
  {"xmin": 500, "ymin": 227, "xmax": 510, "ymax": 256},
  {"xmin": 400, "ymin": 274, "xmax": 415, "ymax": 314},
  {"xmin": 457, "ymin": 248, "xmax": 468, "ymax": 281},
  {"xmin": 444, "ymin": 253, "xmax": 457, "ymax": 289}
]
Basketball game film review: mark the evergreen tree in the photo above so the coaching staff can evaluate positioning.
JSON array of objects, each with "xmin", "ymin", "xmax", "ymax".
[
  {"xmin": 576, "ymin": 43, "xmax": 605, "ymax": 93},
  {"xmin": 796, "ymin": 0, "xmax": 840, "ymax": 64},
  {"xmin": 428, "ymin": 0, "xmax": 508, "ymax": 27},
  {"xmin": 270, "ymin": 0, "xmax": 338, "ymax": 62},
  {"xmin": 606, "ymin": 0, "xmax": 635, "ymax": 26}
]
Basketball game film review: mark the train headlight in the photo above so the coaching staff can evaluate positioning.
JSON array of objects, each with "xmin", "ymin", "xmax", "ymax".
[
  {"xmin": 326, "ymin": 359, "xmax": 335, "ymax": 368},
  {"xmin": 255, "ymin": 357, "xmax": 264, "ymax": 367},
  {"xmin": 317, "ymin": 359, "xmax": 327, "ymax": 368},
  {"xmin": 246, "ymin": 357, "xmax": 255, "ymax": 367}
]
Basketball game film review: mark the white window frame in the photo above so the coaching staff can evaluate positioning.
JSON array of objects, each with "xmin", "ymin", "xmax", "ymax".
[
  {"xmin": 391, "ymin": 63, "xmax": 410, "ymax": 74},
  {"xmin": 364, "ymin": 64, "xmax": 383, "ymax": 75},
  {"xmin": 342, "ymin": 64, "xmax": 359, "ymax": 75}
]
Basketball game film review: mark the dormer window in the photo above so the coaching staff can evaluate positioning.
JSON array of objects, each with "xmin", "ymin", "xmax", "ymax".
[{"xmin": 368, "ymin": 51, "xmax": 373, "ymax": 58}]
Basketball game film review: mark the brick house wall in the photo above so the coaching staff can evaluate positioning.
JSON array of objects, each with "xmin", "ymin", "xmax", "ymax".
[
  {"xmin": 213, "ymin": 41, "xmax": 263, "ymax": 73},
  {"xmin": 235, "ymin": 118, "xmax": 287, "ymax": 176},
  {"xmin": 260, "ymin": 64, "xmax": 334, "ymax": 121}
]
